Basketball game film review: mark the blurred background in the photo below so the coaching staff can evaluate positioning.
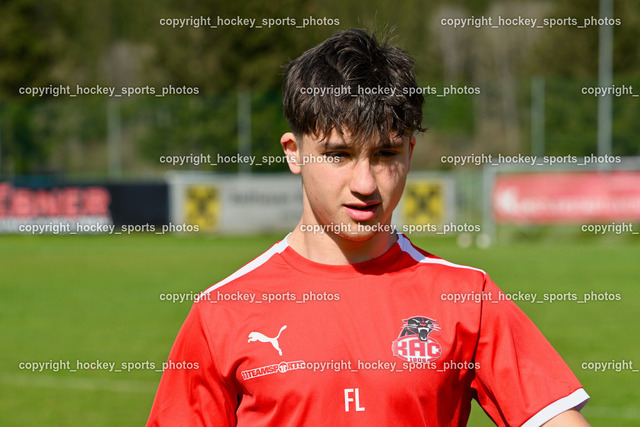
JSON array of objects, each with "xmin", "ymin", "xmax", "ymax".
[{"xmin": 1, "ymin": 0, "xmax": 638, "ymax": 425}]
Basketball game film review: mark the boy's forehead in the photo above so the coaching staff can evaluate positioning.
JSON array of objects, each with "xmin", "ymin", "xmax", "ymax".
[{"xmin": 304, "ymin": 129, "xmax": 407, "ymax": 149}]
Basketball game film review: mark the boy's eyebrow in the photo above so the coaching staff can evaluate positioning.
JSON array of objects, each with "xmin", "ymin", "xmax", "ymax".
[
  {"xmin": 320, "ymin": 141, "xmax": 350, "ymax": 150},
  {"xmin": 319, "ymin": 139, "xmax": 406, "ymax": 150},
  {"xmin": 379, "ymin": 139, "xmax": 406, "ymax": 148}
]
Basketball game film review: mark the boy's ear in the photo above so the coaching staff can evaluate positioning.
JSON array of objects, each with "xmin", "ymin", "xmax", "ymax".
[{"xmin": 280, "ymin": 132, "xmax": 302, "ymax": 174}]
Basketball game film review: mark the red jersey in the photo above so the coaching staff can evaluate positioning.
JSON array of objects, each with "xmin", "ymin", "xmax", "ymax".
[{"xmin": 147, "ymin": 234, "xmax": 588, "ymax": 426}]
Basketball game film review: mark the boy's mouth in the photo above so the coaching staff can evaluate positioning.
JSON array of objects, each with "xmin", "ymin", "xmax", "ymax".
[{"xmin": 344, "ymin": 203, "xmax": 379, "ymax": 221}]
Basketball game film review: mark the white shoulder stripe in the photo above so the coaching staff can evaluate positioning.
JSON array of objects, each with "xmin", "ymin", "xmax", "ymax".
[
  {"xmin": 199, "ymin": 235, "xmax": 290, "ymax": 298},
  {"xmin": 397, "ymin": 234, "xmax": 486, "ymax": 274}
]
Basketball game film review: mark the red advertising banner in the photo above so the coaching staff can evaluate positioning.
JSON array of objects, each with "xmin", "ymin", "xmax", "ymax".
[
  {"xmin": 0, "ymin": 181, "xmax": 169, "ymax": 233},
  {"xmin": 492, "ymin": 171, "xmax": 640, "ymax": 223},
  {"xmin": 0, "ymin": 182, "xmax": 112, "ymax": 232},
  {"xmin": 0, "ymin": 183, "xmax": 111, "ymax": 219}
]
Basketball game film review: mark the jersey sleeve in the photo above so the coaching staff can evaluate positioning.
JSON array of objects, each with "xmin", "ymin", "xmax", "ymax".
[
  {"xmin": 470, "ymin": 274, "xmax": 589, "ymax": 426},
  {"xmin": 147, "ymin": 301, "xmax": 239, "ymax": 426}
]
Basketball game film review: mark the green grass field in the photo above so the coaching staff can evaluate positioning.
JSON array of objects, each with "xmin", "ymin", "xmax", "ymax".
[{"xmin": 1, "ymin": 233, "xmax": 638, "ymax": 426}]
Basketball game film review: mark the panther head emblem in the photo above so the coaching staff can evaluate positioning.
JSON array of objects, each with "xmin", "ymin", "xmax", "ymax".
[{"xmin": 399, "ymin": 316, "xmax": 441, "ymax": 341}]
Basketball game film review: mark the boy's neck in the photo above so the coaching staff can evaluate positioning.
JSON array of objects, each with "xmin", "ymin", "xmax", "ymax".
[{"xmin": 286, "ymin": 224, "xmax": 398, "ymax": 265}]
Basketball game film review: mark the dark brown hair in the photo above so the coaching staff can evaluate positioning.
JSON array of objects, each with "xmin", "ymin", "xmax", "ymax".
[{"xmin": 282, "ymin": 28, "xmax": 425, "ymax": 146}]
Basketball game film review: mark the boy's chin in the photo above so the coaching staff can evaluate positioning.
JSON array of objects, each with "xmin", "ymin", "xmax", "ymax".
[{"xmin": 334, "ymin": 228, "xmax": 379, "ymax": 243}]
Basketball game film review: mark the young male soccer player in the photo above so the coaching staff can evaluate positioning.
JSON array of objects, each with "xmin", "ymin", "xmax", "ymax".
[{"xmin": 147, "ymin": 29, "xmax": 590, "ymax": 426}]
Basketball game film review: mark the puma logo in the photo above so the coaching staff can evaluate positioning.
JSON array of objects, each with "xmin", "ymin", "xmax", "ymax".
[{"xmin": 248, "ymin": 325, "xmax": 287, "ymax": 356}]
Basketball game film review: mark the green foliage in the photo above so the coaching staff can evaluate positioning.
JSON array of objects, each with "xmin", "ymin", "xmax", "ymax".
[
  {"xmin": 533, "ymin": 0, "xmax": 640, "ymax": 79},
  {"xmin": 543, "ymin": 76, "xmax": 640, "ymax": 157},
  {"xmin": 0, "ymin": 0, "xmax": 639, "ymax": 177}
]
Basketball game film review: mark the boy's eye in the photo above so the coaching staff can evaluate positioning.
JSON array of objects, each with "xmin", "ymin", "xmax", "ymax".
[
  {"xmin": 377, "ymin": 150, "xmax": 399, "ymax": 158},
  {"xmin": 324, "ymin": 151, "xmax": 349, "ymax": 160}
]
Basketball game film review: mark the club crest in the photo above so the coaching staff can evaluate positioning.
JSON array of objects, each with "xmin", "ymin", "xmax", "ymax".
[{"xmin": 391, "ymin": 316, "xmax": 442, "ymax": 363}]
